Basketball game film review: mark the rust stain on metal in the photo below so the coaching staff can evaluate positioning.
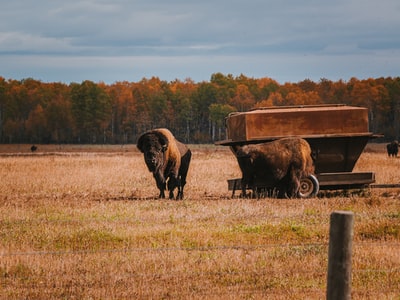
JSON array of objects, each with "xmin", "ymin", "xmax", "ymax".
[
  {"xmin": 226, "ymin": 105, "xmax": 369, "ymax": 141},
  {"xmin": 220, "ymin": 105, "xmax": 374, "ymax": 174}
]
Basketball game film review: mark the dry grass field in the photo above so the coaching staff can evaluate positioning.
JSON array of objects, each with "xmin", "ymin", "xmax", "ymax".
[{"xmin": 0, "ymin": 143, "xmax": 399, "ymax": 299}]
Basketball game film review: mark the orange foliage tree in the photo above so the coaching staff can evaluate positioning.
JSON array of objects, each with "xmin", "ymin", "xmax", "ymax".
[{"xmin": 1, "ymin": 74, "xmax": 399, "ymax": 143}]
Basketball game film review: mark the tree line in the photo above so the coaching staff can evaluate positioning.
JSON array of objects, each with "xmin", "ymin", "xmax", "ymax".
[{"xmin": 0, "ymin": 73, "xmax": 399, "ymax": 144}]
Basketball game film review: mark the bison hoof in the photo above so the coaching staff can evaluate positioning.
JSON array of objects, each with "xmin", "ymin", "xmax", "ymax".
[{"xmin": 298, "ymin": 175, "xmax": 319, "ymax": 198}]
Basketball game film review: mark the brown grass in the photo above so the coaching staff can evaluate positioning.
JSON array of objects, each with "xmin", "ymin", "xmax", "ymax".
[{"xmin": 0, "ymin": 144, "xmax": 399, "ymax": 299}]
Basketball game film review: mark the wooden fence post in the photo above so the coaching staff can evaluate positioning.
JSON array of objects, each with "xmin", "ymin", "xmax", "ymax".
[{"xmin": 327, "ymin": 211, "xmax": 354, "ymax": 300}]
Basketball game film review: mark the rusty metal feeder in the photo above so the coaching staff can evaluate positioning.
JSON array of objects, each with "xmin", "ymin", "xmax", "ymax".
[{"xmin": 216, "ymin": 104, "xmax": 378, "ymax": 198}]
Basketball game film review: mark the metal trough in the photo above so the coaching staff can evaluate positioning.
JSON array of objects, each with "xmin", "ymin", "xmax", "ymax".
[{"xmin": 216, "ymin": 104, "xmax": 378, "ymax": 197}]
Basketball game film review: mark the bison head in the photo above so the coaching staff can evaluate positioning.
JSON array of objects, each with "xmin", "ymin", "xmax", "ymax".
[{"xmin": 137, "ymin": 131, "xmax": 169, "ymax": 172}]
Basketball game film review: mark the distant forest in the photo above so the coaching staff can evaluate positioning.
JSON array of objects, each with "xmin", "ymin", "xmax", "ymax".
[{"xmin": 1, "ymin": 73, "xmax": 400, "ymax": 144}]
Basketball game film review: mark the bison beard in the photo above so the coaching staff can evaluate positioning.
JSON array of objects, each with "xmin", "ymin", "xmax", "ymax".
[
  {"xmin": 231, "ymin": 138, "xmax": 315, "ymax": 198},
  {"xmin": 137, "ymin": 128, "xmax": 191, "ymax": 199}
]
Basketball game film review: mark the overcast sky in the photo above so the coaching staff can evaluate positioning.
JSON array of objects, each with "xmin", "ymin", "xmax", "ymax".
[{"xmin": 1, "ymin": 0, "xmax": 399, "ymax": 84}]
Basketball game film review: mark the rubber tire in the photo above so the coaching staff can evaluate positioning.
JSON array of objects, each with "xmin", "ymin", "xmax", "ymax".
[{"xmin": 298, "ymin": 174, "xmax": 320, "ymax": 198}]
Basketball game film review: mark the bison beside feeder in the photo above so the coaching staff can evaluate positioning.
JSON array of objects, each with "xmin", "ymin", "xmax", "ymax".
[
  {"xmin": 231, "ymin": 137, "xmax": 318, "ymax": 198},
  {"xmin": 216, "ymin": 104, "xmax": 378, "ymax": 198}
]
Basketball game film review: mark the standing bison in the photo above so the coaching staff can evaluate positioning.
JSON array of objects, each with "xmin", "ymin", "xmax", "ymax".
[
  {"xmin": 386, "ymin": 140, "xmax": 399, "ymax": 157},
  {"xmin": 231, "ymin": 137, "xmax": 315, "ymax": 198},
  {"xmin": 137, "ymin": 128, "xmax": 191, "ymax": 199}
]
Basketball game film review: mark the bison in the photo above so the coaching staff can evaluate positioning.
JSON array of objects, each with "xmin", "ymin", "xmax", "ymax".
[
  {"xmin": 231, "ymin": 137, "xmax": 315, "ymax": 198},
  {"xmin": 386, "ymin": 140, "xmax": 399, "ymax": 157},
  {"xmin": 137, "ymin": 128, "xmax": 191, "ymax": 199}
]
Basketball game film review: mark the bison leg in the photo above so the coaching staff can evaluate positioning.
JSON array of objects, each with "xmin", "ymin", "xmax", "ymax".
[
  {"xmin": 176, "ymin": 177, "xmax": 184, "ymax": 200},
  {"xmin": 277, "ymin": 186, "xmax": 287, "ymax": 199},
  {"xmin": 275, "ymin": 175, "xmax": 291, "ymax": 199},
  {"xmin": 177, "ymin": 150, "xmax": 191, "ymax": 200},
  {"xmin": 175, "ymin": 175, "xmax": 185, "ymax": 200},
  {"xmin": 240, "ymin": 173, "xmax": 255, "ymax": 198},
  {"xmin": 153, "ymin": 171, "xmax": 166, "ymax": 199},
  {"xmin": 167, "ymin": 175, "xmax": 179, "ymax": 199},
  {"xmin": 286, "ymin": 166, "xmax": 302, "ymax": 198},
  {"xmin": 240, "ymin": 178, "xmax": 250, "ymax": 198}
]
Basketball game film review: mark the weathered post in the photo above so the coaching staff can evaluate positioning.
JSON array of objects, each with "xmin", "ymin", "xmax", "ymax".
[{"xmin": 327, "ymin": 211, "xmax": 354, "ymax": 300}]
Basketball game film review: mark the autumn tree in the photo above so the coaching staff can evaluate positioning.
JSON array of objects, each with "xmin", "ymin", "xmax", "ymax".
[
  {"xmin": 1, "ymin": 75, "xmax": 399, "ymax": 144},
  {"xmin": 0, "ymin": 77, "xmax": 6, "ymax": 142},
  {"xmin": 229, "ymin": 84, "xmax": 256, "ymax": 111},
  {"xmin": 383, "ymin": 77, "xmax": 400, "ymax": 139},
  {"xmin": 131, "ymin": 77, "xmax": 173, "ymax": 140},
  {"xmin": 70, "ymin": 80, "xmax": 112, "ymax": 143},
  {"xmin": 209, "ymin": 103, "xmax": 236, "ymax": 141},
  {"xmin": 45, "ymin": 93, "xmax": 73, "ymax": 143},
  {"xmin": 256, "ymin": 77, "xmax": 280, "ymax": 103},
  {"xmin": 169, "ymin": 79, "xmax": 197, "ymax": 142},
  {"xmin": 266, "ymin": 92, "xmax": 284, "ymax": 106},
  {"xmin": 2, "ymin": 79, "xmax": 33, "ymax": 142},
  {"xmin": 297, "ymin": 79, "xmax": 318, "ymax": 92},
  {"xmin": 25, "ymin": 105, "xmax": 47, "ymax": 142},
  {"xmin": 318, "ymin": 78, "xmax": 336, "ymax": 103},
  {"xmin": 190, "ymin": 81, "xmax": 218, "ymax": 142},
  {"xmin": 106, "ymin": 81, "xmax": 136, "ymax": 143},
  {"xmin": 210, "ymin": 73, "xmax": 237, "ymax": 104},
  {"xmin": 349, "ymin": 78, "xmax": 390, "ymax": 133}
]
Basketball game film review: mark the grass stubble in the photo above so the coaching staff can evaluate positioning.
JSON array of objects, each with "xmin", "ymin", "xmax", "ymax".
[{"xmin": 0, "ymin": 144, "xmax": 399, "ymax": 299}]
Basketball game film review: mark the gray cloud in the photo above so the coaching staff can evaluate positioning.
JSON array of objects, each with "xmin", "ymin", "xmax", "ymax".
[{"xmin": 1, "ymin": 0, "xmax": 399, "ymax": 83}]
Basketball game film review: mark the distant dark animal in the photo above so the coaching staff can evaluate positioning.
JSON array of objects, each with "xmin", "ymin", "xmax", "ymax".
[
  {"xmin": 137, "ymin": 128, "xmax": 191, "ymax": 199},
  {"xmin": 231, "ymin": 138, "xmax": 315, "ymax": 198},
  {"xmin": 386, "ymin": 141, "xmax": 399, "ymax": 157},
  {"xmin": 30, "ymin": 145, "xmax": 37, "ymax": 152}
]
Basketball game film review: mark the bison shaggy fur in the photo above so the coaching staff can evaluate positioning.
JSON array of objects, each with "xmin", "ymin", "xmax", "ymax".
[
  {"xmin": 386, "ymin": 140, "xmax": 399, "ymax": 157},
  {"xmin": 137, "ymin": 128, "xmax": 191, "ymax": 199},
  {"xmin": 231, "ymin": 137, "xmax": 315, "ymax": 198}
]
